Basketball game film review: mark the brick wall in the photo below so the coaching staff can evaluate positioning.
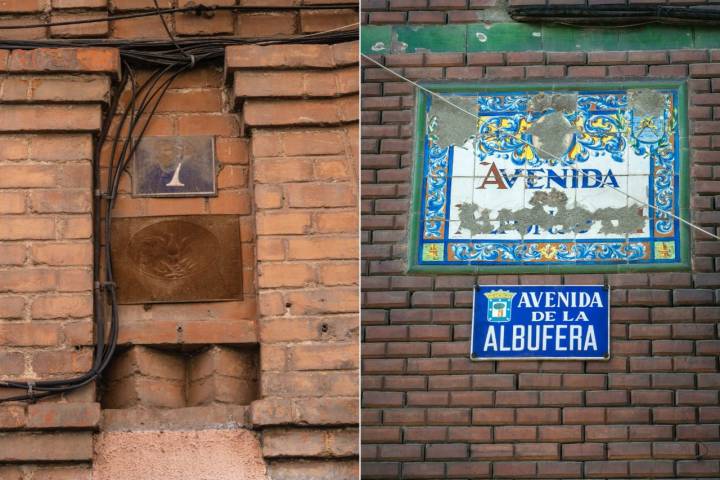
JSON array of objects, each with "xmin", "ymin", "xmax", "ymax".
[
  {"xmin": 0, "ymin": 4, "xmax": 359, "ymax": 478},
  {"xmin": 361, "ymin": 49, "xmax": 720, "ymax": 478},
  {"xmin": 0, "ymin": 0, "xmax": 356, "ymax": 40},
  {"xmin": 228, "ymin": 41, "xmax": 360, "ymax": 479},
  {"xmin": 362, "ymin": 0, "xmax": 502, "ymax": 25},
  {"xmin": 0, "ymin": 47, "xmax": 117, "ymax": 479}
]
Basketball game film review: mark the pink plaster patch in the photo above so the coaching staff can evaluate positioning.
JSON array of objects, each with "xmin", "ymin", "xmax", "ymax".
[{"xmin": 93, "ymin": 429, "xmax": 268, "ymax": 480}]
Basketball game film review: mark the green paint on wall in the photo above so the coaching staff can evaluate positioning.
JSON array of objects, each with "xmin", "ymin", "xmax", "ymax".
[
  {"xmin": 395, "ymin": 25, "xmax": 466, "ymax": 53},
  {"xmin": 467, "ymin": 23, "xmax": 542, "ymax": 52},
  {"xmin": 541, "ymin": 25, "xmax": 619, "ymax": 52},
  {"xmin": 693, "ymin": 27, "xmax": 720, "ymax": 49},
  {"xmin": 361, "ymin": 25, "xmax": 392, "ymax": 54},
  {"xmin": 617, "ymin": 25, "xmax": 692, "ymax": 50},
  {"xmin": 360, "ymin": 22, "xmax": 720, "ymax": 55}
]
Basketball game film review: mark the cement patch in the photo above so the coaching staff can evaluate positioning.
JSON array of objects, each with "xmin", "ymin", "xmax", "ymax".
[
  {"xmin": 428, "ymin": 96, "xmax": 478, "ymax": 149},
  {"xmin": 93, "ymin": 429, "xmax": 268, "ymax": 480}
]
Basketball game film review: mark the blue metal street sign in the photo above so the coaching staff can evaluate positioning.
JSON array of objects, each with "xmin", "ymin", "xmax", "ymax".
[{"xmin": 471, "ymin": 285, "xmax": 610, "ymax": 360}]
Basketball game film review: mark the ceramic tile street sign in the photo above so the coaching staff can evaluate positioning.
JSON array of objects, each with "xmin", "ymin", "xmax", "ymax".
[
  {"xmin": 410, "ymin": 82, "xmax": 689, "ymax": 272},
  {"xmin": 471, "ymin": 285, "xmax": 610, "ymax": 360},
  {"xmin": 133, "ymin": 136, "xmax": 216, "ymax": 197}
]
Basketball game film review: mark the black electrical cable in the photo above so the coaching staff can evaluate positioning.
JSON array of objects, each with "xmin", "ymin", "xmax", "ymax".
[
  {"xmin": 0, "ymin": 29, "xmax": 358, "ymax": 68},
  {"xmin": 0, "ymin": 62, "xmax": 181, "ymax": 402},
  {"xmin": 153, "ymin": 0, "xmax": 192, "ymax": 62},
  {"xmin": 0, "ymin": 67, "xmax": 131, "ymax": 402},
  {"xmin": 510, "ymin": 5, "xmax": 720, "ymax": 26}
]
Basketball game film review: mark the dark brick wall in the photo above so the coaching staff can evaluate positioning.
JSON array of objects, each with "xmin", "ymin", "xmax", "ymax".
[
  {"xmin": 361, "ymin": 49, "xmax": 720, "ymax": 478},
  {"xmin": 362, "ymin": 0, "xmax": 500, "ymax": 25}
]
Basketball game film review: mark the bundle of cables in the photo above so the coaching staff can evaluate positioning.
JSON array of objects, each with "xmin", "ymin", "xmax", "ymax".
[
  {"xmin": 0, "ymin": 23, "xmax": 357, "ymax": 403},
  {"xmin": 509, "ymin": 4, "xmax": 720, "ymax": 26}
]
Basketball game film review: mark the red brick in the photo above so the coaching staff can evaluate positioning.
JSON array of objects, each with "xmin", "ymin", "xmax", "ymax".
[
  {"xmin": 446, "ymin": 462, "xmax": 490, "ymax": 478},
  {"xmin": 300, "ymin": 9, "xmax": 357, "ymax": 33},
  {"xmin": 31, "ymin": 242, "xmax": 91, "ymax": 266},
  {"xmin": 32, "ymin": 349, "xmax": 93, "ymax": 374},
  {"xmin": 649, "ymin": 64, "xmax": 688, "ymax": 77},
  {"xmin": 0, "ymin": 352, "xmax": 25, "ymax": 376},
  {"xmin": 0, "ymin": 165, "xmax": 56, "ymax": 188},
  {"xmin": 493, "ymin": 461, "xmax": 536, "ymax": 478},
  {"xmin": 568, "ymin": 65, "xmax": 607, "ymax": 78},
  {"xmin": 27, "ymin": 403, "xmax": 100, "ymax": 429},
  {"xmin": 470, "ymin": 443, "xmax": 514, "ymax": 460},
  {"xmin": 562, "ymin": 442, "xmax": 605, "ymax": 460},
  {"xmin": 286, "ymin": 183, "xmax": 355, "ymax": 208},
  {"xmin": 608, "ymin": 65, "xmax": 646, "ymax": 77},
  {"xmin": 584, "ymin": 425, "xmax": 627, "ymax": 442},
  {"xmin": 466, "ymin": 52, "xmax": 504, "ymax": 65},
  {"xmin": 0, "ymin": 268, "xmax": 56, "ymax": 291},
  {"xmin": 30, "ymin": 190, "xmax": 91, "ymax": 213},
  {"xmin": 585, "ymin": 460, "xmax": 628, "ymax": 477},
  {"xmin": 8, "ymin": 48, "xmax": 119, "ymax": 75},
  {"xmin": 177, "ymin": 114, "xmax": 239, "ymax": 136},
  {"xmin": 0, "ymin": 323, "xmax": 59, "ymax": 346},
  {"xmin": 227, "ymin": 44, "xmax": 340, "ymax": 70},
  {"xmin": 677, "ymin": 424, "xmax": 719, "ymax": 440},
  {"xmin": 52, "ymin": 0, "xmax": 106, "ymax": 6},
  {"xmin": 516, "ymin": 408, "xmax": 560, "ymax": 425},
  {"xmin": 495, "ymin": 426, "xmax": 536, "ymax": 442},
  {"xmin": 0, "ymin": 0, "xmax": 46, "ymax": 11},
  {"xmin": 50, "ymin": 12, "xmax": 109, "ymax": 38},
  {"xmin": 563, "ymin": 407, "xmax": 605, "ymax": 424},
  {"xmin": 0, "ymin": 405, "xmax": 25, "ymax": 429},
  {"xmin": 472, "ymin": 408, "xmax": 513, "ymax": 425},
  {"xmin": 629, "ymin": 459, "xmax": 674, "ymax": 477},
  {"xmin": 0, "ymin": 432, "xmax": 93, "ymax": 461},
  {"xmin": 244, "ymin": 97, "xmax": 357, "ymax": 127},
  {"xmin": 31, "ymin": 294, "xmax": 92, "ymax": 318},
  {"xmin": 515, "ymin": 442, "xmax": 559, "ymax": 460},
  {"xmin": 587, "ymin": 51, "xmax": 626, "ymax": 64},
  {"xmin": 547, "ymin": 52, "xmax": 585, "ymax": 64},
  {"xmin": 0, "ymin": 192, "xmax": 24, "ymax": 214},
  {"xmin": 536, "ymin": 461, "xmax": 581, "ymax": 478},
  {"xmin": 607, "ymin": 441, "xmax": 651, "ymax": 460},
  {"xmin": 236, "ymin": 12, "xmax": 297, "ymax": 38},
  {"xmin": 677, "ymin": 460, "xmax": 720, "ymax": 476},
  {"xmin": 447, "ymin": 426, "xmax": 491, "ymax": 442},
  {"xmin": 287, "ymin": 237, "xmax": 357, "ymax": 260},
  {"xmin": 0, "ymin": 296, "xmax": 24, "ymax": 318},
  {"xmin": 691, "ymin": 63, "xmax": 720, "ymax": 77},
  {"xmin": 426, "ymin": 443, "xmax": 468, "ymax": 460},
  {"xmin": 485, "ymin": 66, "xmax": 524, "ymax": 79}
]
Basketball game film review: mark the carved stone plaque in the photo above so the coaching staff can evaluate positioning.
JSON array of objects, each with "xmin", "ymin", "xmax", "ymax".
[
  {"xmin": 112, "ymin": 215, "xmax": 242, "ymax": 304},
  {"xmin": 133, "ymin": 136, "xmax": 216, "ymax": 197}
]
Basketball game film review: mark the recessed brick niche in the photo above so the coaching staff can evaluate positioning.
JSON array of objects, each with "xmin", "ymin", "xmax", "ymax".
[{"xmin": 101, "ymin": 346, "xmax": 259, "ymax": 409}]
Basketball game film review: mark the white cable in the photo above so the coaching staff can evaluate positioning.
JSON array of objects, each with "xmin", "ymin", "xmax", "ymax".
[
  {"xmin": 299, "ymin": 22, "xmax": 360, "ymax": 38},
  {"xmin": 361, "ymin": 53, "xmax": 719, "ymax": 241}
]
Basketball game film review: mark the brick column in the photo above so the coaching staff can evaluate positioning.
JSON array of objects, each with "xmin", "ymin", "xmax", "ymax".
[
  {"xmin": 226, "ymin": 42, "xmax": 359, "ymax": 479},
  {"xmin": 0, "ymin": 47, "xmax": 118, "ymax": 479}
]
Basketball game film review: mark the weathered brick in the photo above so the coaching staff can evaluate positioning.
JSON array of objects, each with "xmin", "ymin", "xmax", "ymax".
[
  {"xmin": 0, "ymin": 432, "xmax": 93, "ymax": 461},
  {"xmin": 26, "ymin": 403, "xmax": 100, "ymax": 429}
]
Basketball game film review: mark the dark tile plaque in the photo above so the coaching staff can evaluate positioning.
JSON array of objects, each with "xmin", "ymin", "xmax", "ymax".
[
  {"xmin": 132, "ymin": 136, "xmax": 216, "ymax": 197},
  {"xmin": 111, "ymin": 215, "xmax": 242, "ymax": 304}
]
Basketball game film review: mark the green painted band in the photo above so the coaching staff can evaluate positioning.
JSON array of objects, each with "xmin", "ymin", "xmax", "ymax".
[{"xmin": 361, "ymin": 23, "xmax": 720, "ymax": 55}]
